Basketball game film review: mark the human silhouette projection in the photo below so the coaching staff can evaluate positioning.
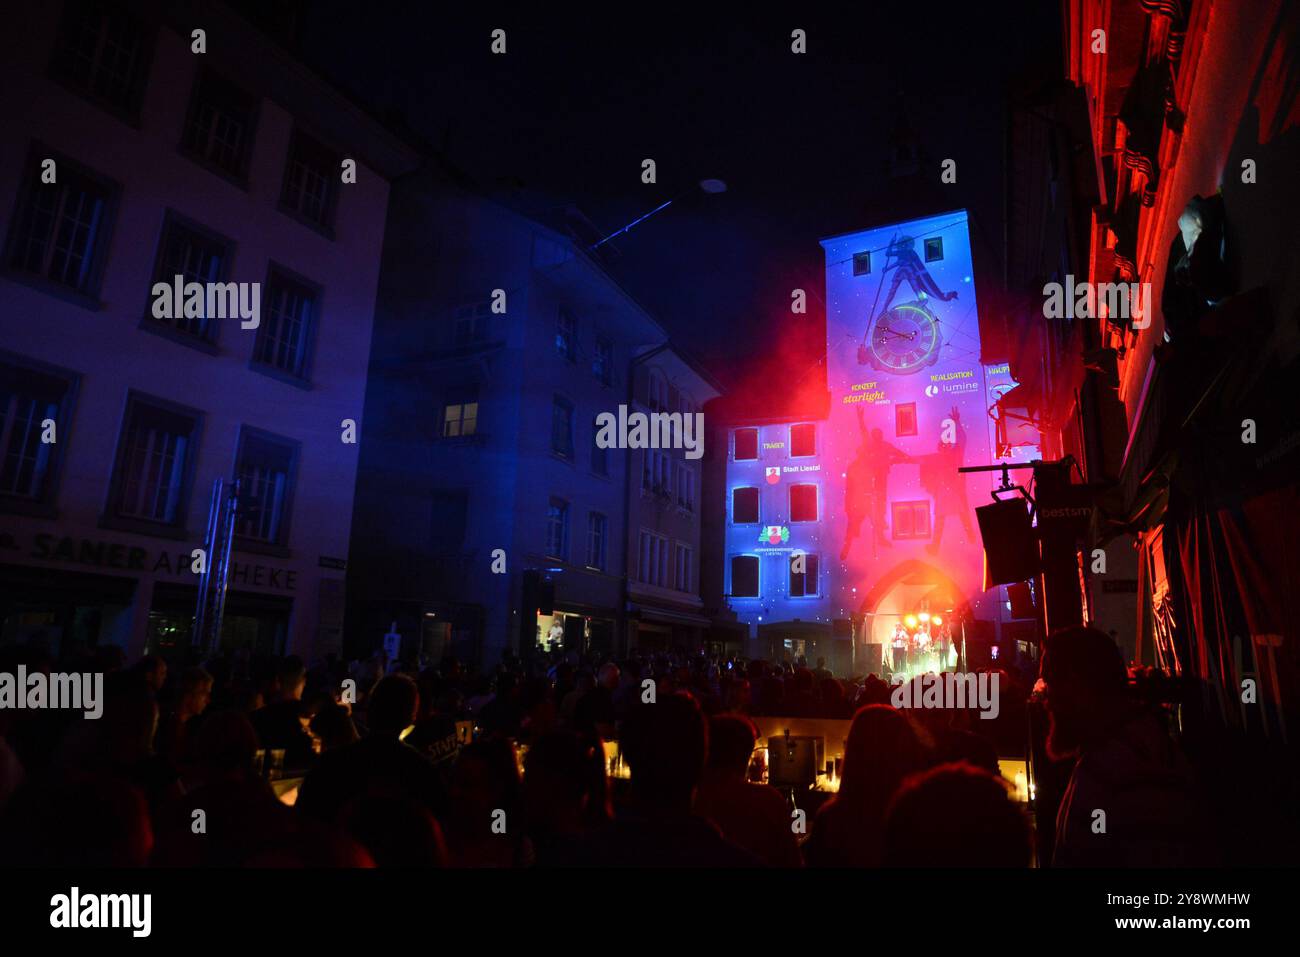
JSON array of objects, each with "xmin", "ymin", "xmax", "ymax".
[
  {"xmin": 921, "ymin": 406, "xmax": 976, "ymax": 555},
  {"xmin": 841, "ymin": 405, "xmax": 912, "ymax": 561}
]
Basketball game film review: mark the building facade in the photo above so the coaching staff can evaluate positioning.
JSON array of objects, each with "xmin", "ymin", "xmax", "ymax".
[
  {"xmin": 348, "ymin": 172, "xmax": 719, "ymax": 667},
  {"xmin": 715, "ymin": 211, "xmax": 1040, "ymax": 677},
  {"xmin": 1026, "ymin": 0, "xmax": 1300, "ymax": 738},
  {"xmin": 0, "ymin": 0, "xmax": 417, "ymax": 661},
  {"xmin": 624, "ymin": 345, "xmax": 721, "ymax": 653}
]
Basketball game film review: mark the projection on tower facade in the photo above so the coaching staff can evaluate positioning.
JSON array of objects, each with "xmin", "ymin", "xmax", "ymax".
[{"xmin": 820, "ymin": 210, "xmax": 1017, "ymax": 668}]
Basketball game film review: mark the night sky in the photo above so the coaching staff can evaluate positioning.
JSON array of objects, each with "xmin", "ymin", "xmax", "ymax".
[{"xmin": 296, "ymin": 3, "xmax": 1062, "ymax": 392}]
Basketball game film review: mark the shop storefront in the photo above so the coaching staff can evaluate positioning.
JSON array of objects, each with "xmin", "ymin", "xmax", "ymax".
[
  {"xmin": 534, "ymin": 609, "xmax": 616, "ymax": 657},
  {"xmin": 0, "ymin": 525, "xmax": 330, "ymax": 661}
]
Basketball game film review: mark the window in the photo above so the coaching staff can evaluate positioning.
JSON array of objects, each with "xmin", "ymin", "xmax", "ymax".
[
  {"xmin": 734, "ymin": 428, "xmax": 758, "ymax": 461},
  {"xmin": 730, "ymin": 555, "xmax": 759, "ymax": 598},
  {"xmin": 442, "ymin": 388, "xmax": 478, "ymax": 437},
  {"xmin": 924, "ymin": 237, "xmax": 944, "ymax": 262},
  {"xmin": 453, "ymin": 302, "xmax": 492, "ymax": 346},
  {"xmin": 551, "ymin": 396, "xmax": 574, "ymax": 458},
  {"xmin": 677, "ymin": 466, "xmax": 695, "ymax": 511},
  {"xmin": 50, "ymin": 0, "xmax": 152, "ymax": 117},
  {"xmin": 789, "ymin": 553, "xmax": 819, "ymax": 597},
  {"xmin": 253, "ymin": 267, "xmax": 318, "ymax": 381},
  {"xmin": 674, "ymin": 543, "xmax": 693, "ymax": 592},
  {"xmin": 895, "ymin": 402, "xmax": 918, "ymax": 437},
  {"xmin": 853, "ymin": 251, "xmax": 872, "ymax": 276},
  {"xmin": 648, "ymin": 373, "xmax": 667, "ymax": 413},
  {"xmin": 181, "ymin": 69, "xmax": 256, "ymax": 180},
  {"xmin": 593, "ymin": 337, "xmax": 613, "ymax": 386},
  {"xmin": 546, "ymin": 498, "xmax": 569, "ymax": 559},
  {"xmin": 790, "ymin": 423, "xmax": 816, "ymax": 457},
  {"xmin": 591, "ymin": 418, "xmax": 608, "ymax": 475},
  {"xmin": 587, "ymin": 512, "xmax": 608, "ymax": 570},
  {"xmin": 146, "ymin": 212, "xmax": 232, "ymax": 343},
  {"xmin": 638, "ymin": 530, "xmax": 669, "ymax": 587},
  {"xmin": 6, "ymin": 151, "xmax": 117, "ymax": 297},
  {"xmin": 0, "ymin": 357, "xmax": 78, "ymax": 507},
  {"xmin": 280, "ymin": 129, "xmax": 338, "ymax": 231},
  {"xmin": 732, "ymin": 486, "xmax": 759, "ymax": 524},
  {"xmin": 790, "ymin": 484, "xmax": 818, "ymax": 522},
  {"xmin": 892, "ymin": 500, "xmax": 932, "ymax": 539},
  {"xmin": 556, "ymin": 308, "xmax": 577, "ymax": 361},
  {"xmin": 643, "ymin": 449, "xmax": 670, "ymax": 496},
  {"xmin": 108, "ymin": 394, "xmax": 200, "ymax": 527},
  {"xmin": 234, "ymin": 429, "xmax": 298, "ymax": 546}
]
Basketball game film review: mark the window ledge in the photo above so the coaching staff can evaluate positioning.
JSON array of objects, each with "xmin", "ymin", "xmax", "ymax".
[
  {"xmin": 234, "ymin": 538, "xmax": 292, "ymax": 560},
  {"xmin": 276, "ymin": 202, "xmax": 336, "ymax": 241},
  {"xmin": 139, "ymin": 317, "xmax": 220, "ymax": 355},
  {"xmin": 249, "ymin": 361, "xmax": 313, "ymax": 391},
  {"xmin": 0, "ymin": 499, "xmax": 58, "ymax": 520},
  {"xmin": 178, "ymin": 146, "xmax": 251, "ymax": 192},
  {"xmin": 98, "ymin": 514, "xmax": 191, "ymax": 542},
  {"xmin": 1, "ymin": 268, "xmax": 103, "ymax": 311}
]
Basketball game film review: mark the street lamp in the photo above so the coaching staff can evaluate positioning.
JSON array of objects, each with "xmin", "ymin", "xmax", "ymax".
[{"xmin": 590, "ymin": 178, "xmax": 728, "ymax": 251}]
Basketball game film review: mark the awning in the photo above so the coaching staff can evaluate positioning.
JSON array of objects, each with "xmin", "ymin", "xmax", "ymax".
[{"xmin": 628, "ymin": 603, "xmax": 711, "ymax": 628}]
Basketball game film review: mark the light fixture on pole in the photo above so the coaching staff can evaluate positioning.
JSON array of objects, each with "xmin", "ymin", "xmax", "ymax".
[{"xmin": 590, "ymin": 178, "xmax": 727, "ymax": 251}]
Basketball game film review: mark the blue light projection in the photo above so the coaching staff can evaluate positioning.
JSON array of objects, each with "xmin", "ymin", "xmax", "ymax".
[{"xmin": 724, "ymin": 211, "xmax": 1041, "ymax": 652}]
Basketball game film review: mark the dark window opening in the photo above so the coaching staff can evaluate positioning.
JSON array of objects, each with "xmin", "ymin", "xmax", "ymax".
[
  {"xmin": 892, "ymin": 500, "xmax": 932, "ymax": 540},
  {"xmin": 790, "ymin": 423, "xmax": 816, "ymax": 457},
  {"xmin": 895, "ymin": 402, "xmax": 918, "ymax": 437},
  {"xmin": 734, "ymin": 428, "xmax": 758, "ymax": 461},
  {"xmin": 732, "ymin": 486, "xmax": 759, "ymax": 524},
  {"xmin": 731, "ymin": 556, "xmax": 759, "ymax": 598},
  {"xmin": 789, "ymin": 553, "xmax": 819, "ymax": 597},
  {"xmin": 790, "ymin": 484, "xmax": 818, "ymax": 522}
]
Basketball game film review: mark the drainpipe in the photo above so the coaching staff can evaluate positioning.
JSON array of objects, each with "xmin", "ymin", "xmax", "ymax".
[{"xmin": 620, "ymin": 349, "xmax": 656, "ymax": 658}]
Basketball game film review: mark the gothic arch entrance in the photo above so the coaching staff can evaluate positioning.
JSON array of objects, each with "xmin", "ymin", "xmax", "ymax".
[{"xmin": 856, "ymin": 559, "xmax": 967, "ymax": 674}]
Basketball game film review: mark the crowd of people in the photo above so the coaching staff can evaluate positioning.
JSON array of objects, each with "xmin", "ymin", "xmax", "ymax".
[{"xmin": 0, "ymin": 626, "xmax": 1216, "ymax": 867}]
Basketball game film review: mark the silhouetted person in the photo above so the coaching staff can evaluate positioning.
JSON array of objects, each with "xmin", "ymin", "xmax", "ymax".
[
  {"xmin": 841, "ymin": 406, "xmax": 912, "ymax": 560},
  {"xmin": 155, "ymin": 666, "xmax": 213, "ymax": 766},
  {"xmin": 152, "ymin": 710, "xmax": 365, "ymax": 867},
  {"xmin": 0, "ymin": 772, "xmax": 152, "ymax": 867},
  {"xmin": 924, "ymin": 406, "xmax": 976, "ymax": 555},
  {"xmin": 132, "ymin": 654, "xmax": 168, "ymax": 695},
  {"xmin": 340, "ymin": 794, "xmax": 448, "ymax": 867},
  {"xmin": 570, "ymin": 693, "xmax": 758, "ymax": 867},
  {"xmin": 310, "ymin": 702, "xmax": 360, "ymax": 753},
  {"xmin": 694, "ymin": 715, "xmax": 801, "ymax": 867},
  {"xmin": 444, "ymin": 738, "xmax": 528, "ymax": 867},
  {"xmin": 522, "ymin": 730, "xmax": 611, "ymax": 866},
  {"xmin": 574, "ymin": 663, "xmax": 618, "ymax": 739},
  {"xmin": 297, "ymin": 674, "xmax": 448, "ymax": 825},
  {"xmin": 803, "ymin": 704, "xmax": 923, "ymax": 867},
  {"xmin": 883, "ymin": 763, "xmax": 1032, "ymax": 867},
  {"xmin": 250, "ymin": 658, "xmax": 314, "ymax": 771},
  {"xmin": 1041, "ymin": 626, "xmax": 1211, "ymax": 866}
]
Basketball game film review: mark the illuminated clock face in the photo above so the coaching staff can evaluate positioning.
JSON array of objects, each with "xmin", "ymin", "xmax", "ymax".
[{"xmin": 868, "ymin": 301, "xmax": 942, "ymax": 374}]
